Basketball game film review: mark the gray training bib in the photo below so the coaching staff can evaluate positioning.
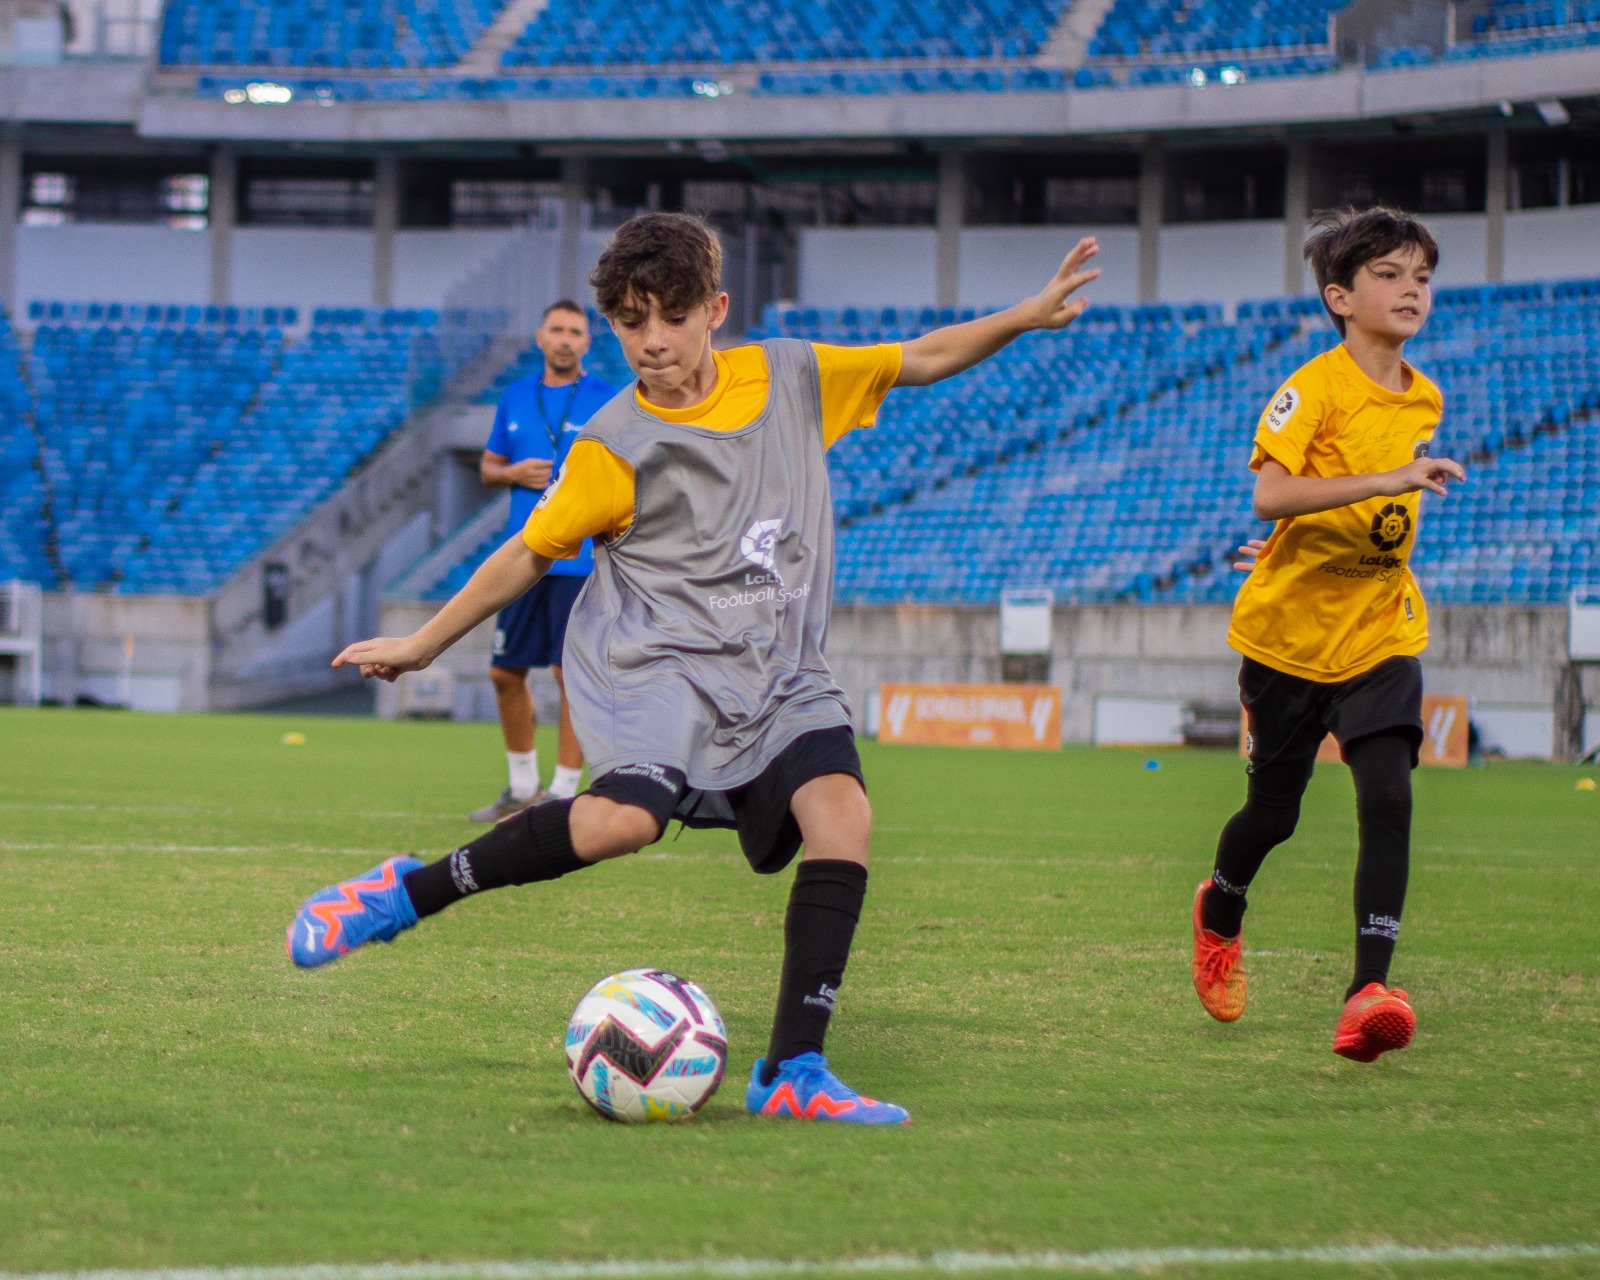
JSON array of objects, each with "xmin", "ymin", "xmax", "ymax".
[{"xmin": 558, "ymin": 338, "xmax": 851, "ymax": 791}]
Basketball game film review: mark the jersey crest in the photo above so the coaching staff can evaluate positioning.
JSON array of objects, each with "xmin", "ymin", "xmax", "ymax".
[{"xmin": 1265, "ymin": 387, "xmax": 1300, "ymax": 434}]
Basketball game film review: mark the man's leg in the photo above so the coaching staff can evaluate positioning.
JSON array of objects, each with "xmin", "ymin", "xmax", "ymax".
[
  {"xmin": 490, "ymin": 664, "xmax": 542, "ymax": 799},
  {"xmin": 546, "ymin": 666, "xmax": 585, "ymax": 801}
]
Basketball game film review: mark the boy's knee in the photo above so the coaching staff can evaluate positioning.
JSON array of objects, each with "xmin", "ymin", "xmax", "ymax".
[{"xmin": 570, "ymin": 794, "xmax": 660, "ymax": 861}]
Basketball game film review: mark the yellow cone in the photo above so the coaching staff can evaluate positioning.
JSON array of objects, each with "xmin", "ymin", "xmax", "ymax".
[
  {"xmin": 282, "ymin": 731, "xmax": 307, "ymax": 746},
  {"xmin": 1577, "ymin": 777, "xmax": 1597, "ymax": 791}
]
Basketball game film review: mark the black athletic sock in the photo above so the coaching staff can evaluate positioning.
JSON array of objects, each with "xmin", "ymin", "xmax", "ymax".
[
  {"xmin": 1203, "ymin": 755, "xmax": 1314, "ymax": 938},
  {"xmin": 1345, "ymin": 733, "xmax": 1413, "ymax": 999},
  {"xmin": 761, "ymin": 859, "xmax": 868, "ymax": 1085},
  {"xmin": 402, "ymin": 798, "xmax": 587, "ymax": 919}
]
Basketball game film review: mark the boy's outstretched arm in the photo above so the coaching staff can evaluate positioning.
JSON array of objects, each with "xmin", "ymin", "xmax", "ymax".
[
  {"xmin": 1252, "ymin": 456, "xmax": 1465, "ymax": 522},
  {"xmin": 332, "ymin": 534, "xmax": 552, "ymax": 681},
  {"xmin": 895, "ymin": 237, "xmax": 1100, "ymax": 388}
]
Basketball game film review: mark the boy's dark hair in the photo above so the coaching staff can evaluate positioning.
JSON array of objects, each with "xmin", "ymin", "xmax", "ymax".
[
  {"xmin": 590, "ymin": 212, "xmax": 723, "ymax": 321},
  {"xmin": 1304, "ymin": 206, "xmax": 1440, "ymax": 337},
  {"xmin": 542, "ymin": 299, "xmax": 587, "ymax": 322}
]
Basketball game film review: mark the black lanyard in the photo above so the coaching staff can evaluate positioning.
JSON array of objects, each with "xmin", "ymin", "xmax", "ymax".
[{"xmin": 536, "ymin": 380, "xmax": 582, "ymax": 451}]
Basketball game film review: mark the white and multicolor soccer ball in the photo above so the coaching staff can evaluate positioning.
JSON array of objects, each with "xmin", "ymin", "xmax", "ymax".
[{"xmin": 564, "ymin": 969, "xmax": 728, "ymax": 1123}]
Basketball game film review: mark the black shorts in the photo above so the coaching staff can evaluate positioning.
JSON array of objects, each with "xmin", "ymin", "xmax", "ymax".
[
  {"xmin": 584, "ymin": 726, "xmax": 864, "ymax": 875},
  {"xmin": 491, "ymin": 574, "xmax": 586, "ymax": 670},
  {"xmin": 1240, "ymin": 655, "xmax": 1424, "ymax": 772}
]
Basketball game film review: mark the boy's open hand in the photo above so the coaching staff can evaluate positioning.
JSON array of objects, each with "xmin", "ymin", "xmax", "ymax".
[
  {"xmin": 1232, "ymin": 538, "xmax": 1267, "ymax": 572},
  {"xmin": 332, "ymin": 635, "xmax": 432, "ymax": 682},
  {"xmin": 1379, "ymin": 455, "xmax": 1466, "ymax": 498},
  {"xmin": 1017, "ymin": 237, "xmax": 1101, "ymax": 331}
]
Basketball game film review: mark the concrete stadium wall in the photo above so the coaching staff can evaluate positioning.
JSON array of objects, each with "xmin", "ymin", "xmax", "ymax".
[
  {"xmin": 797, "ymin": 208, "xmax": 1600, "ymax": 310},
  {"xmin": 370, "ymin": 599, "xmax": 1599, "ymax": 760},
  {"xmin": 38, "ymin": 591, "xmax": 210, "ymax": 712},
  {"xmin": 15, "ymin": 223, "xmax": 519, "ymax": 311}
]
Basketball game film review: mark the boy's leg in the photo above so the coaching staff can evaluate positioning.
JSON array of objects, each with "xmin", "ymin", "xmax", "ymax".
[
  {"xmin": 1344, "ymin": 731, "xmax": 1414, "ymax": 997},
  {"xmin": 762, "ymin": 773, "xmax": 871, "ymax": 1076},
  {"xmin": 1202, "ymin": 752, "xmax": 1317, "ymax": 939},
  {"xmin": 289, "ymin": 769, "xmax": 684, "ymax": 967}
]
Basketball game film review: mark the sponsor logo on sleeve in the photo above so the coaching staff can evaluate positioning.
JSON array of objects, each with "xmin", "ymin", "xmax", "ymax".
[{"xmin": 1265, "ymin": 387, "xmax": 1300, "ymax": 434}]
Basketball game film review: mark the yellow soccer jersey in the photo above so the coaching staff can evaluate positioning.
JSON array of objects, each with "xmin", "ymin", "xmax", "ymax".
[
  {"xmin": 522, "ymin": 342, "xmax": 901, "ymax": 559},
  {"xmin": 1228, "ymin": 342, "xmax": 1444, "ymax": 683}
]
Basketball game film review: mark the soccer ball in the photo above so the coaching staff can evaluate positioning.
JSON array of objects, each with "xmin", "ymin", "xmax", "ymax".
[{"xmin": 565, "ymin": 969, "xmax": 728, "ymax": 1122}]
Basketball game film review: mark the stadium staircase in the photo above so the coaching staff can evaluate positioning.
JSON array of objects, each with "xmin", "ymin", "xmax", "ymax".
[
  {"xmin": 452, "ymin": 0, "xmax": 553, "ymax": 72},
  {"xmin": 205, "ymin": 330, "xmax": 516, "ymax": 708},
  {"xmin": 1035, "ymin": 0, "xmax": 1122, "ymax": 67}
]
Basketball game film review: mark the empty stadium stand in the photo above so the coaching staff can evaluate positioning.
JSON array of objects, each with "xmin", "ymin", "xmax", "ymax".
[
  {"xmin": 161, "ymin": 0, "xmax": 511, "ymax": 69},
  {"xmin": 0, "ymin": 304, "xmax": 497, "ymax": 595},
  {"xmin": 163, "ymin": 0, "xmax": 1600, "ymax": 102},
  {"xmin": 403, "ymin": 279, "xmax": 1598, "ymax": 611}
]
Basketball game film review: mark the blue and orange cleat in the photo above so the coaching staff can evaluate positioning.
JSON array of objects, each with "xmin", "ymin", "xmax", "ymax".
[
  {"xmin": 287, "ymin": 856, "xmax": 423, "ymax": 968},
  {"xmin": 745, "ymin": 1053, "xmax": 910, "ymax": 1125}
]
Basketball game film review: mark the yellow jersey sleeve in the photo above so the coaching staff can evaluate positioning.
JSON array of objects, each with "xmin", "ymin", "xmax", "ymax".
[
  {"xmin": 521, "ymin": 440, "xmax": 636, "ymax": 559},
  {"xmin": 1250, "ymin": 364, "xmax": 1329, "ymax": 475},
  {"xmin": 815, "ymin": 343, "xmax": 902, "ymax": 448}
]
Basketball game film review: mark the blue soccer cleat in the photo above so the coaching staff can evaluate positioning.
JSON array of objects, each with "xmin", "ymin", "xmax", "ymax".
[
  {"xmin": 745, "ymin": 1052, "xmax": 910, "ymax": 1125},
  {"xmin": 286, "ymin": 856, "xmax": 423, "ymax": 968}
]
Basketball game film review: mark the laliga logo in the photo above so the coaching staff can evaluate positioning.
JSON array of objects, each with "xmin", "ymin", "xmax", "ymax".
[
  {"xmin": 884, "ymin": 692, "xmax": 913, "ymax": 737},
  {"xmin": 1427, "ymin": 703, "xmax": 1457, "ymax": 761},
  {"xmin": 741, "ymin": 519, "xmax": 783, "ymax": 573}
]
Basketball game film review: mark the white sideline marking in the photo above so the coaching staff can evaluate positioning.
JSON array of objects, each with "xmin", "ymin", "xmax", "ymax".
[
  {"xmin": 0, "ymin": 841, "xmax": 392, "ymax": 858},
  {"xmin": 4, "ymin": 1243, "xmax": 1598, "ymax": 1280}
]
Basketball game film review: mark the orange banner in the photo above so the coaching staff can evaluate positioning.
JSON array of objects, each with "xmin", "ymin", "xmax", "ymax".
[
  {"xmin": 1240, "ymin": 693, "xmax": 1470, "ymax": 768},
  {"xmin": 879, "ymin": 683, "xmax": 1062, "ymax": 750}
]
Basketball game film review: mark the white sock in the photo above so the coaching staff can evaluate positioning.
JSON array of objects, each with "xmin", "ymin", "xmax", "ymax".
[
  {"xmin": 507, "ymin": 748, "xmax": 540, "ymax": 800},
  {"xmin": 549, "ymin": 764, "xmax": 584, "ymax": 799}
]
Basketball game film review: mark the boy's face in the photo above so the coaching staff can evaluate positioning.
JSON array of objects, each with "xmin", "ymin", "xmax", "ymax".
[
  {"xmin": 609, "ymin": 292, "xmax": 729, "ymax": 398},
  {"xmin": 1325, "ymin": 244, "xmax": 1433, "ymax": 344},
  {"xmin": 537, "ymin": 307, "xmax": 591, "ymax": 376}
]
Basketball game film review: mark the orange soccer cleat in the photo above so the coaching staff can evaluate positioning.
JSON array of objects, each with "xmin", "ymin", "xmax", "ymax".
[
  {"xmin": 1191, "ymin": 878, "xmax": 1247, "ymax": 1022},
  {"xmin": 1332, "ymin": 983, "xmax": 1416, "ymax": 1062}
]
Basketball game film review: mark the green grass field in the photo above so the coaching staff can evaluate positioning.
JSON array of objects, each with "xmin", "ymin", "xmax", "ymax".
[{"xmin": 1, "ymin": 706, "xmax": 1598, "ymax": 1280}]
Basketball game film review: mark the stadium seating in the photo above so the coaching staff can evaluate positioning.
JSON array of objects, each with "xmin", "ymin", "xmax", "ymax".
[
  {"xmin": 160, "ymin": 0, "xmax": 509, "ymax": 69},
  {"xmin": 1087, "ymin": 0, "xmax": 1344, "ymax": 59},
  {"xmin": 0, "ymin": 308, "xmax": 51, "ymax": 587},
  {"xmin": 502, "ymin": 0, "xmax": 1071, "ymax": 67},
  {"xmin": 0, "ymin": 305, "xmax": 496, "ymax": 595},
  {"xmin": 412, "ymin": 281, "xmax": 1599, "ymax": 609}
]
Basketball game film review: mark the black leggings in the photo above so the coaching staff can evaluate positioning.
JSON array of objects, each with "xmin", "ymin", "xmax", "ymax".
[{"xmin": 1206, "ymin": 732, "xmax": 1413, "ymax": 999}]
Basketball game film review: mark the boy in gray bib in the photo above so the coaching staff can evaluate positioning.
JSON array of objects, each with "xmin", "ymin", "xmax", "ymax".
[{"xmin": 292, "ymin": 212, "xmax": 1102, "ymax": 1125}]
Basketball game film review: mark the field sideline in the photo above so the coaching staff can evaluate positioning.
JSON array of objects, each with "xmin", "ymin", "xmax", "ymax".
[{"xmin": 1, "ymin": 707, "xmax": 1597, "ymax": 1280}]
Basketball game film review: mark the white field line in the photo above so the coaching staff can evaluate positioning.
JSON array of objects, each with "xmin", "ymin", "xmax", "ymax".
[{"xmin": 4, "ymin": 1242, "xmax": 1599, "ymax": 1280}]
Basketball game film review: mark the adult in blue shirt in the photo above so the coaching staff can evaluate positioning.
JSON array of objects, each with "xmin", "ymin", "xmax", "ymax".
[{"xmin": 471, "ymin": 299, "xmax": 617, "ymax": 823}]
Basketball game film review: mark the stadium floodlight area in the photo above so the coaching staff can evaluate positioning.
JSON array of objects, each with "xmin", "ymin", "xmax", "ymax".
[
  {"xmin": 0, "ymin": 305, "xmax": 499, "ymax": 596},
  {"xmin": 405, "ymin": 281, "xmax": 1599, "ymax": 610}
]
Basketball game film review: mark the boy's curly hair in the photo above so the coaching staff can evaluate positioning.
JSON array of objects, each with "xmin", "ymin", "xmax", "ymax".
[
  {"xmin": 590, "ymin": 212, "xmax": 723, "ymax": 321},
  {"xmin": 1304, "ymin": 206, "xmax": 1439, "ymax": 337}
]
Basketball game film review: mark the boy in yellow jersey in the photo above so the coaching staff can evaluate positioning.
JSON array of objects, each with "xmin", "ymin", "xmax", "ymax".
[{"xmin": 1191, "ymin": 207, "xmax": 1466, "ymax": 1062}]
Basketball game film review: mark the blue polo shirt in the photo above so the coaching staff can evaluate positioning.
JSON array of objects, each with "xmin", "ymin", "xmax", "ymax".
[{"xmin": 485, "ymin": 371, "xmax": 618, "ymax": 576}]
